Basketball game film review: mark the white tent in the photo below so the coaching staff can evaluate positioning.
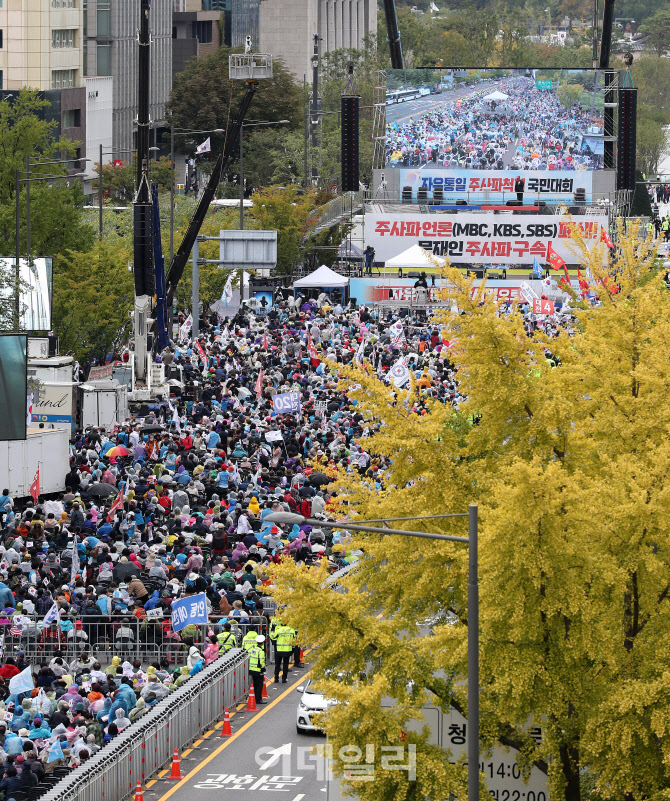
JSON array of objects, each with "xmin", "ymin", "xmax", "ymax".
[
  {"xmin": 293, "ymin": 264, "xmax": 350, "ymax": 288},
  {"xmin": 483, "ymin": 90, "xmax": 509, "ymax": 101},
  {"xmin": 385, "ymin": 244, "xmax": 446, "ymax": 269}
]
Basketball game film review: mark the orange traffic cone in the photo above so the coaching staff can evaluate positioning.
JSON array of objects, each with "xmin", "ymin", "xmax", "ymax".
[
  {"xmin": 169, "ymin": 749, "xmax": 182, "ymax": 780},
  {"xmin": 245, "ymin": 686, "xmax": 257, "ymax": 712},
  {"xmin": 220, "ymin": 708, "xmax": 232, "ymax": 737},
  {"xmin": 262, "ymin": 678, "xmax": 269, "ymax": 699},
  {"xmin": 300, "ymin": 648, "xmax": 304, "ymax": 663},
  {"xmin": 134, "ymin": 781, "xmax": 143, "ymax": 801}
]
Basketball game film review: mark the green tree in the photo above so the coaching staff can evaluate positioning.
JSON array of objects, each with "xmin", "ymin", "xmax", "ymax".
[
  {"xmin": 91, "ymin": 156, "xmax": 173, "ymax": 202},
  {"xmin": 557, "ymin": 83, "xmax": 583, "ymax": 108},
  {"xmin": 636, "ymin": 116, "xmax": 667, "ymax": 175},
  {"xmin": 637, "ymin": 7, "xmax": 670, "ymax": 56},
  {"xmin": 167, "ymin": 45, "xmax": 303, "ymax": 157},
  {"xmin": 249, "ymin": 185, "xmax": 318, "ymax": 276},
  {"xmin": 52, "ymin": 242, "xmax": 134, "ymax": 363},
  {"xmin": 0, "ymin": 89, "xmax": 94, "ymax": 263},
  {"xmin": 272, "ymin": 226, "xmax": 670, "ymax": 801}
]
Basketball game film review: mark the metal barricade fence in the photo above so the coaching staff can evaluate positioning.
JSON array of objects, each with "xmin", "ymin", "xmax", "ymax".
[
  {"xmin": 2, "ymin": 614, "xmax": 269, "ymax": 667},
  {"xmin": 39, "ymin": 648, "xmax": 250, "ymax": 801}
]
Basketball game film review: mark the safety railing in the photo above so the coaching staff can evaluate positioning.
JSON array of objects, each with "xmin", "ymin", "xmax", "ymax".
[
  {"xmin": 1, "ymin": 614, "xmax": 269, "ymax": 666},
  {"xmin": 39, "ymin": 648, "xmax": 250, "ymax": 801}
]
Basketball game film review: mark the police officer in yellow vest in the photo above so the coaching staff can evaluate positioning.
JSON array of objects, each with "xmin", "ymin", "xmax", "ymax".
[
  {"xmin": 249, "ymin": 634, "xmax": 266, "ymax": 704},
  {"xmin": 243, "ymin": 626, "xmax": 258, "ymax": 652},
  {"xmin": 217, "ymin": 623, "xmax": 237, "ymax": 653},
  {"xmin": 273, "ymin": 622, "xmax": 296, "ymax": 684},
  {"xmin": 269, "ymin": 615, "xmax": 282, "ymax": 663}
]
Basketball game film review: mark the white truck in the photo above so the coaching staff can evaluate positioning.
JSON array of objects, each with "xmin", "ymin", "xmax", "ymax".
[
  {"xmin": 79, "ymin": 380, "xmax": 130, "ymax": 430},
  {"xmin": 0, "ymin": 428, "xmax": 70, "ymax": 498}
]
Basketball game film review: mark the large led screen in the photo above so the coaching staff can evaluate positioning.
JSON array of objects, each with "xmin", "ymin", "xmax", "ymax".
[
  {"xmin": 0, "ymin": 334, "xmax": 28, "ymax": 441},
  {"xmin": 385, "ymin": 69, "xmax": 604, "ymax": 174},
  {"xmin": 0, "ymin": 258, "xmax": 53, "ymax": 332}
]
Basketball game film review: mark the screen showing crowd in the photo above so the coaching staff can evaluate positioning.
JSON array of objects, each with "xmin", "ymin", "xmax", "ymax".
[{"xmin": 385, "ymin": 68, "xmax": 604, "ymax": 172}]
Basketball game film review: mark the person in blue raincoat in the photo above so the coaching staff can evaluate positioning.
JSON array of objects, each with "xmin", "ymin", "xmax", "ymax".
[{"xmin": 0, "ymin": 582, "xmax": 15, "ymax": 609}]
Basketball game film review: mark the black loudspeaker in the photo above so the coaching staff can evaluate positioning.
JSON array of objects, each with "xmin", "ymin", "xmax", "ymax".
[
  {"xmin": 341, "ymin": 95, "xmax": 360, "ymax": 192},
  {"xmin": 48, "ymin": 335, "xmax": 59, "ymax": 356},
  {"xmin": 617, "ymin": 87, "xmax": 637, "ymax": 192},
  {"xmin": 133, "ymin": 203, "xmax": 154, "ymax": 297},
  {"xmin": 456, "ymin": 199, "xmax": 468, "ymax": 206},
  {"xmin": 506, "ymin": 199, "xmax": 522, "ymax": 206}
]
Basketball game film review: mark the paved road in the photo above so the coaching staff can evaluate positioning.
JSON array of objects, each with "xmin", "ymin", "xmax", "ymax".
[
  {"xmin": 144, "ymin": 656, "xmax": 350, "ymax": 801},
  {"xmin": 385, "ymin": 80, "xmax": 499, "ymax": 126}
]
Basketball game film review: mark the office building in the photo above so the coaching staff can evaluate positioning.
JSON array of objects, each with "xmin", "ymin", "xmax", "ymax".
[
  {"xmin": 172, "ymin": 0, "xmax": 223, "ymax": 77},
  {"xmin": 0, "ymin": 0, "xmax": 86, "ymax": 156},
  {"xmin": 258, "ymin": 0, "xmax": 377, "ymax": 79},
  {"xmin": 83, "ymin": 0, "xmax": 172, "ymax": 158}
]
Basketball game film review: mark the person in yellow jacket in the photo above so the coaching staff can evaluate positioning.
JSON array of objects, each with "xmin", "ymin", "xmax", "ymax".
[
  {"xmin": 217, "ymin": 623, "xmax": 237, "ymax": 652},
  {"xmin": 242, "ymin": 626, "xmax": 258, "ymax": 652},
  {"xmin": 248, "ymin": 635, "xmax": 266, "ymax": 704},
  {"xmin": 273, "ymin": 622, "xmax": 296, "ymax": 684}
]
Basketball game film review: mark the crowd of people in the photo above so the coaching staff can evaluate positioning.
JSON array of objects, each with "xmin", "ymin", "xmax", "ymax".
[
  {"xmin": 385, "ymin": 77, "xmax": 602, "ymax": 171},
  {"xmin": 0, "ymin": 283, "xmax": 585, "ymax": 799}
]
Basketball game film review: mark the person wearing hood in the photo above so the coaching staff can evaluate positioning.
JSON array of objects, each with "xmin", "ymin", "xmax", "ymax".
[
  {"xmin": 170, "ymin": 666, "xmax": 190, "ymax": 690},
  {"xmin": 28, "ymin": 717, "xmax": 51, "ymax": 740},
  {"xmin": 104, "ymin": 656, "xmax": 121, "ymax": 677},
  {"xmin": 129, "ymin": 696, "xmax": 146, "ymax": 723},
  {"xmin": 187, "ymin": 646, "xmax": 203, "ymax": 671},
  {"xmin": 114, "ymin": 707, "xmax": 131, "ymax": 731},
  {"xmin": 96, "ymin": 697, "xmax": 112, "ymax": 723}
]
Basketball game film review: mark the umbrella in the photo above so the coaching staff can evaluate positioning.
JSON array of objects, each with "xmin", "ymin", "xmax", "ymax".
[
  {"xmin": 106, "ymin": 446, "xmax": 131, "ymax": 459},
  {"xmin": 86, "ymin": 483, "xmax": 116, "ymax": 498},
  {"xmin": 140, "ymin": 424, "xmax": 164, "ymax": 434},
  {"xmin": 309, "ymin": 472, "xmax": 331, "ymax": 487}
]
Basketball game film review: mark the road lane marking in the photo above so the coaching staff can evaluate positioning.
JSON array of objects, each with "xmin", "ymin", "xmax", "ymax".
[
  {"xmin": 152, "ymin": 670, "xmax": 312, "ymax": 801},
  {"xmin": 146, "ymin": 650, "xmax": 315, "ymax": 789}
]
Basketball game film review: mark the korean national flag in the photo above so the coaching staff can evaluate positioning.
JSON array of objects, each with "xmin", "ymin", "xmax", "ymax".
[
  {"xmin": 389, "ymin": 357, "xmax": 411, "ymax": 388},
  {"xmin": 42, "ymin": 602, "xmax": 60, "ymax": 628}
]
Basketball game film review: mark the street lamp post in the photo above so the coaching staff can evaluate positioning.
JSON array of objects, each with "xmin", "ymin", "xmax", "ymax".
[
  {"xmin": 238, "ymin": 119, "xmax": 290, "ymax": 230},
  {"xmin": 266, "ymin": 507, "xmax": 480, "ymax": 801},
  {"xmin": 15, "ymin": 157, "xmax": 89, "ymax": 329}
]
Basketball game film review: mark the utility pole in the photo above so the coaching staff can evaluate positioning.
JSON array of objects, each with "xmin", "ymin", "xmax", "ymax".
[
  {"xmin": 25, "ymin": 155, "xmax": 30, "ymax": 264},
  {"xmin": 192, "ymin": 238, "xmax": 199, "ymax": 340},
  {"xmin": 15, "ymin": 167, "xmax": 20, "ymax": 330},
  {"xmin": 132, "ymin": 0, "xmax": 154, "ymax": 381},
  {"xmin": 170, "ymin": 125, "xmax": 174, "ymax": 265},
  {"xmin": 310, "ymin": 34, "xmax": 320, "ymax": 184},
  {"xmin": 239, "ymin": 123, "xmax": 245, "ymax": 229},
  {"xmin": 99, "ymin": 143, "xmax": 103, "ymax": 238}
]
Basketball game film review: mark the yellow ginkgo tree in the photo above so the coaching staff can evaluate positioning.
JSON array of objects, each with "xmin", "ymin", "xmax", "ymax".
[{"xmin": 272, "ymin": 223, "xmax": 670, "ymax": 801}]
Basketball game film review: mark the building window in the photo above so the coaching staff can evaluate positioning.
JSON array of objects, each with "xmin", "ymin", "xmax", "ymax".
[
  {"xmin": 172, "ymin": 26, "xmax": 177, "ymax": 38},
  {"xmin": 63, "ymin": 108, "xmax": 81, "ymax": 128},
  {"xmin": 0, "ymin": 30, "xmax": 3, "ymax": 48},
  {"xmin": 192, "ymin": 20, "xmax": 212, "ymax": 43},
  {"xmin": 202, "ymin": 0, "xmax": 228, "ymax": 9},
  {"xmin": 97, "ymin": 8, "xmax": 110, "ymax": 36},
  {"xmin": 96, "ymin": 43, "xmax": 111, "ymax": 75},
  {"xmin": 51, "ymin": 0, "xmax": 76, "ymax": 7},
  {"xmin": 51, "ymin": 69, "xmax": 77, "ymax": 88},
  {"xmin": 52, "ymin": 29, "xmax": 76, "ymax": 48},
  {"xmin": 0, "ymin": 71, "xmax": 3, "ymax": 90}
]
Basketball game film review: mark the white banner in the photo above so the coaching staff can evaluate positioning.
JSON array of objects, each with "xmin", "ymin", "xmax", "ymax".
[
  {"xmin": 398, "ymin": 168, "xmax": 593, "ymax": 203},
  {"xmin": 31, "ymin": 383, "xmax": 73, "ymax": 426},
  {"xmin": 367, "ymin": 212, "xmax": 608, "ymax": 266}
]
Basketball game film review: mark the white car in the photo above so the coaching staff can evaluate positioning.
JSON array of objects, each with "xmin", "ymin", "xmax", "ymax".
[{"xmin": 296, "ymin": 679, "xmax": 333, "ymax": 734}]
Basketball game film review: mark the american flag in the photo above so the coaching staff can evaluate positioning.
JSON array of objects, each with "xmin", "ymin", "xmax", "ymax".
[{"xmin": 10, "ymin": 623, "xmax": 23, "ymax": 636}]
